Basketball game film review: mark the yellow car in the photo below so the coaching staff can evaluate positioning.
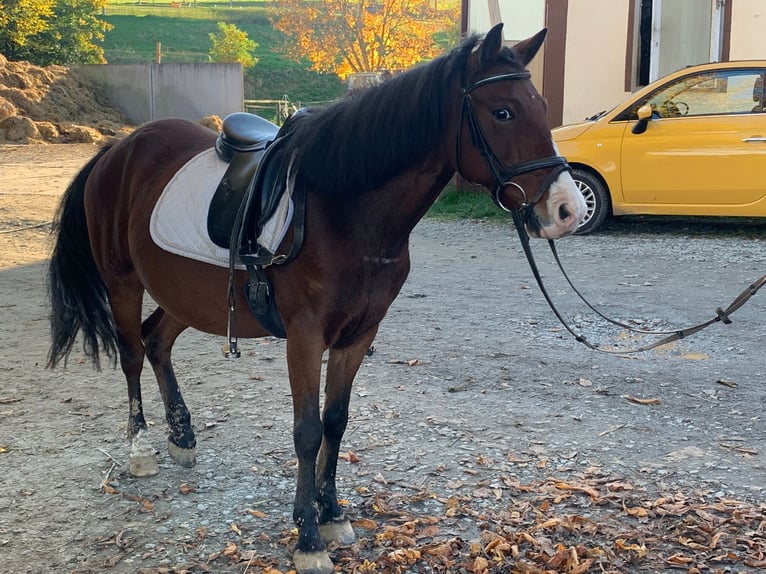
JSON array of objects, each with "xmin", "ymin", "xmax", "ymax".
[{"xmin": 553, "ymin": 61, "xmax": 766, "ymax": 234}]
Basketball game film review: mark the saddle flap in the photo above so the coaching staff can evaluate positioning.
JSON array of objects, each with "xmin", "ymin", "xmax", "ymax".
[{"xmin": 207, "ymin": 147, "xmax": 268, "ymax": 248}]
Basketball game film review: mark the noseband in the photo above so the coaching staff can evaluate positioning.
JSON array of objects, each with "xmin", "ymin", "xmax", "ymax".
[{"xmin": 458, "ymin": 70, "xmax": 569, "ymax": 234}]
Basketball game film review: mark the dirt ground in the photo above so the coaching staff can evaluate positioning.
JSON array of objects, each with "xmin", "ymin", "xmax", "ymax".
[{"xmin": 1, "ymin": 144, "xmax": 764, "ymax": 574}]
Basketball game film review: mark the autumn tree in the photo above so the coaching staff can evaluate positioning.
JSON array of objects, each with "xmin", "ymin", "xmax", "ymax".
[
  {"xmin": 208, "ymin": 22, "xmax": 259, "ymax": 68},
  {"xmin": 269, "ymin": 0, "xmax": 460, "ymax": 79},
  {"xmin": 0, "ymin": 0, "xmax": 111, "ymax": 65}
]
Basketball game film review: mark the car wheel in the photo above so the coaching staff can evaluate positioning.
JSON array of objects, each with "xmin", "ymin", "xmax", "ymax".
[{"xmin": 572, "ymin": 169, "xmax": 610, "ymax": 235}]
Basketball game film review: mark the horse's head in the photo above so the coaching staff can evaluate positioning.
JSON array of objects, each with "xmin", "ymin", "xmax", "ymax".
[{"xmin": 455, "ymin": 24, "xmax": 586, "ymax": 239}]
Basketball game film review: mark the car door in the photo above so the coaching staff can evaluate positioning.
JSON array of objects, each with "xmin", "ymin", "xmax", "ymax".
[{"xmin": 619, "ymin": 68, "xmax": 766, "ymax": 213}]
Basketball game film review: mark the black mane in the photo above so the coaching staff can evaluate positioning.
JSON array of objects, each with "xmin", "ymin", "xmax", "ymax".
[{"xmin": 283, "ymin": 35, "xmax": 493, "ymax": 198}]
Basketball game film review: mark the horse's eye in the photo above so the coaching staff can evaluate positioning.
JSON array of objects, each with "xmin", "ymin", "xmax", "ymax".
[{"xmin": 493, "ymin": 108, "xmax": 514, "ymax": 121}]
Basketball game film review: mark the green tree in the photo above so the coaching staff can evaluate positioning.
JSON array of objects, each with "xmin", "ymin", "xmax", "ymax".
[
  {"xmin": 208, "ymin": 22, "xmax": 258, "ymax": 68},
  {"xmin": 0, "ymin": 0, "xmax": 111, "ymax": 64}
]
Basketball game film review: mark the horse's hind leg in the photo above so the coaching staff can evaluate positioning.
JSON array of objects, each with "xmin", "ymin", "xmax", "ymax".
[
  {"xmin": 316, "ymin": 327, "xmax": 379, "ymax": 546},
  {"xmin": 141, "ymin": 308, "xmax": 196, "ymax": 467},
  {"xmin": 107, "ymin": 284, "xmax": 160, "ymax": 477}
]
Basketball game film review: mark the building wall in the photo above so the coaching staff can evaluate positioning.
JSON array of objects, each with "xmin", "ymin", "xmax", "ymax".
[
  {"xmin": 464, "ymin": 0, "xmax": 766, "ymax": 128},
  {"xmin": 562, "ymin": 0, "xmax": 631, "ymax": 125},
  {"xmin": 73, "ymin": 63, "xmax": 244, "ymax": 124},
  {"xmin": 730, "ymin": 0, "xmax": 766, "ymax": 60},
  {"xmin": 465, "ymin": 0, "xmax": 545, "ymax": 39}
]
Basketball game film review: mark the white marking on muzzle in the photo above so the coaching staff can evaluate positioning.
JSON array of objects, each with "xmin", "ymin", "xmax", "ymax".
[{"xmin": 533, "ymin": 170, "xmax": 587, "ymax": 239}]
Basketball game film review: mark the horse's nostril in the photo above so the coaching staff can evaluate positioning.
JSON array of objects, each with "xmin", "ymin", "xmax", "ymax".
[{"xmin": 558, "ymin": 204, "xmax": 571, "ymax": 221}]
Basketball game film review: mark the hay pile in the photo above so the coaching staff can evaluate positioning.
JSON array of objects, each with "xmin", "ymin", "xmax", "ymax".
[{"xmin": 0, "ymin": 53, "xmax": 133, "ymax": 144}]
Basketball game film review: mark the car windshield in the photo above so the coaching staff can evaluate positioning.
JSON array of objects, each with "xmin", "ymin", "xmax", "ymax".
[{"xmin": 585, "ymin": 110, "xmax": 608, "ymax": 121}]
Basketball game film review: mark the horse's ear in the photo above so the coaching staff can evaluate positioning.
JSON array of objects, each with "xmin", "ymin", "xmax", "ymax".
[
  {"xmin": 511, "ymin": 28, "xmax": 548, "ymax": 66},
  {"xmin": 479, "ymin": 23, "xmax": 505, "ymax": 66}
]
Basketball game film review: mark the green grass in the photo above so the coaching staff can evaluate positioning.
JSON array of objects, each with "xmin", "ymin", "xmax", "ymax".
[
  {"xmin": 99, "ymin": 2, "xmax": 345, "ymax": 102},
  {"xmin": 96, "ymin": 3, "xmax": 497, "ymax": 220},
  {"xmin": 427, "ymin": 186, "xmax": 507, "ymax": 220}
]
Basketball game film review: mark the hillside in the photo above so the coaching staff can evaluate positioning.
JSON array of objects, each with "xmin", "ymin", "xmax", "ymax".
[{"xmin": 99, "ymin": 10, "xmax": 346, "ymax": 104}]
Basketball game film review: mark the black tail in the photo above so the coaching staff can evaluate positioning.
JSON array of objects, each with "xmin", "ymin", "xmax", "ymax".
[{"xmin": 47, "ymin": 146, "xmax": 118, "ymax": 369}]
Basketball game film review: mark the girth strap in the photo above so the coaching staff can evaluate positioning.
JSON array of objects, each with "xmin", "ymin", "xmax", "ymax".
[{"xmin": 223, "ymin": 146, "xmax": 307, "ymax": 345}]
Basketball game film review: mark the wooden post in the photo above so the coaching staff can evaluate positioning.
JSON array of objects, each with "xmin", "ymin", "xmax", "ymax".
[{"xmin": 155, "ymin": 42, "xmax": 162, "ymax": 64}]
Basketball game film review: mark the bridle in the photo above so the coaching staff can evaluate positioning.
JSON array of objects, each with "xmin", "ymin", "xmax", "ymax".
[
  {"xmin": 457, "ymin": 70, "xmax": 570, "ymax": 235},
  {"xmin": 458, "ymin": 70, "xmax": 765, "ymax": 354}
]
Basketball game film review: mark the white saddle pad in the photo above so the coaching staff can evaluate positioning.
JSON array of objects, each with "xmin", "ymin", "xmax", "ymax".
[{"xmin": 150, "ymin": 148, "xmax": 294, "ymax": 269}]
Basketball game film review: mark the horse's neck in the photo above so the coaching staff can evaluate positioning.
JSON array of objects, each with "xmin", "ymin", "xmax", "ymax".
[{"xmin": 350, "ymin": 161, "xmax": 455, "ymax": 247}]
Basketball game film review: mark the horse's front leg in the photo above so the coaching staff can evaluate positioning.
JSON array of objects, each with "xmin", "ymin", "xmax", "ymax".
[
  {"xmin": 316, "ymin": 328, "xmax": 378, "ymax": 546},
  {"xmin": 286, "ymin": 334, "xmax": 333, "ymax": 574}
]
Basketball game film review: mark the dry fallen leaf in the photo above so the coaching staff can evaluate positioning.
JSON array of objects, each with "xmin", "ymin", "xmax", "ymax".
[
  {"xmin": 553, "ymin": 480, "xmax": 601, "ymax": 500},
  {"xmin": 339, "ymin": 450, "xmax": 361, "ymax": 463},
  {"xmin": 622, "ymin": 502, "xmax": 649, "ymax": 518},
  {"xmin": 665, "ymin": 552, "xmax": 694, "ymax": 565},
  {"xmin": 179, "ymin": 482, "xmax": 196, "ymax": 494},
  {"xmin": 100, "ymin": 481, "xmax": 119, "ymax": 495},
  {"xmin": 388, "ymin": 358, "xmax": 420, "ymax": 366},
  {"xmin": 471, "ymin": 555, "xmax": 489, "ymax": 573},
  {"xmin": 715, "ymin": 379, "xmax": 737, "ymax": 388},
  {"xmin": 615, "ymin": 538, "xmax": 648, "ymax": 557},
  {"xmin": 353, "ymin": 518, "xmax": 378, "ymax": 530},
  {"xmin": 387, "ymin": 547, "xmax": 421, "ymax": 565},
  {"xmin": 623, "ymin": 395, "xmax": 662, "ymax": 405},
  {"xmin": 222, "ymin": 541, "xmax": 239, "ymax": 558}
]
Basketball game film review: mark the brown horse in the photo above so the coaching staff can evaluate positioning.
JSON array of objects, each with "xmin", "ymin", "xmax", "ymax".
[{"xmin": 47, "ymin": 24, "xmax": 585, "ymax": 573}]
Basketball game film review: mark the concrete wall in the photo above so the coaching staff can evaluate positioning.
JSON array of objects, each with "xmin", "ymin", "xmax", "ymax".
[{"xmin": 73, "ymin": 63, "xmax": 243, "ymax": 124}]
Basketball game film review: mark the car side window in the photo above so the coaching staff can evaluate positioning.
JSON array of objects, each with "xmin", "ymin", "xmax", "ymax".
[{"xmin": 640, "ymin": 70, "xmax": 764, "ymax": 118}]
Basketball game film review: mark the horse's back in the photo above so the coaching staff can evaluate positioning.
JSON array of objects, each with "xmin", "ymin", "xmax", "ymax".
[
  {"xmin": 108, "ymin": 118, "xmax": 215, "ymax": 176},
  {"xmin": 83, "ymin": 118, "xmax": 219, "ymax": 275}
]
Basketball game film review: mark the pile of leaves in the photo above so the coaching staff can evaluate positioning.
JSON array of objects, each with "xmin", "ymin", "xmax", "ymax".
[
  {"xmin": 0, "ymin": 52, "xmax": 131, "ymax": 144},
  {"xmin": 146, "ymin": 465, "xmax": 765, "ymax": 573}
]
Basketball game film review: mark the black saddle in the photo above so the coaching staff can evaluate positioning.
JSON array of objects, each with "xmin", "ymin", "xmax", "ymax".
[
  {"xmin": 207, "ymin": 112, "xmax": 282, "ymax": 249},
  {"xmin": 207, "ymin": 111, "xmax": 311, "ymax": 340}
]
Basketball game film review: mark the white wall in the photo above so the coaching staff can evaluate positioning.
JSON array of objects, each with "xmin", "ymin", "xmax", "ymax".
[
  {"xmin": 466, "ymin": 0, "xmax": 545, "ymax": 38},
  {"xmin": 729, "ymin": 0, "xmax": 766, "ymax": 60},
  {"xmin": 562, "ymin": 0, "xmax": 631, "ymax": 124}
]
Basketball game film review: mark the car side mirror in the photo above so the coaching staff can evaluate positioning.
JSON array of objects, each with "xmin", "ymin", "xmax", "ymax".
[{"xmin": 632, "ymin": 104, "xmax": 653, "ymax": 135}]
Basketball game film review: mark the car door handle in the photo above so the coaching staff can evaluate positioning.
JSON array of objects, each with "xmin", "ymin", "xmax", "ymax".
[{"xmin": 742, "ymin": 137, "xmax": 766, "ymax": 142}]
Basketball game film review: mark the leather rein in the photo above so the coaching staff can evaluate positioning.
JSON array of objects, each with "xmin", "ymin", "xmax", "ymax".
[
  {"xmin": 512, "ymin": 211, "xmax": 766, "ymax": 354},
  {"xmin": 460, "ymin": 70, "xmax": 765, "ymax": 354}
]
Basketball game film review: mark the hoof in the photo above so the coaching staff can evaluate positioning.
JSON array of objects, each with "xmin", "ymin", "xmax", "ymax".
[
  {"xmin": 292, "ymin": 549, "xmax": 334, "ymax": 574},
  {"xmin": 129, "ymin": 430, "xmax": 159, "ymax": 477},
  {"xmin": 168, "ymin": 440, "xmax": 196, "ymax": 468},
  {"xmin": 319, "ymin": 517, "xmax": 356, "ymax": 546}
]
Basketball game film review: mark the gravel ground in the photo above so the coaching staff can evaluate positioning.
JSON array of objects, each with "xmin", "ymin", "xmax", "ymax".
[{"xmin": 1, "ymin": 144, "xmax": 765, "ymax": 573}]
